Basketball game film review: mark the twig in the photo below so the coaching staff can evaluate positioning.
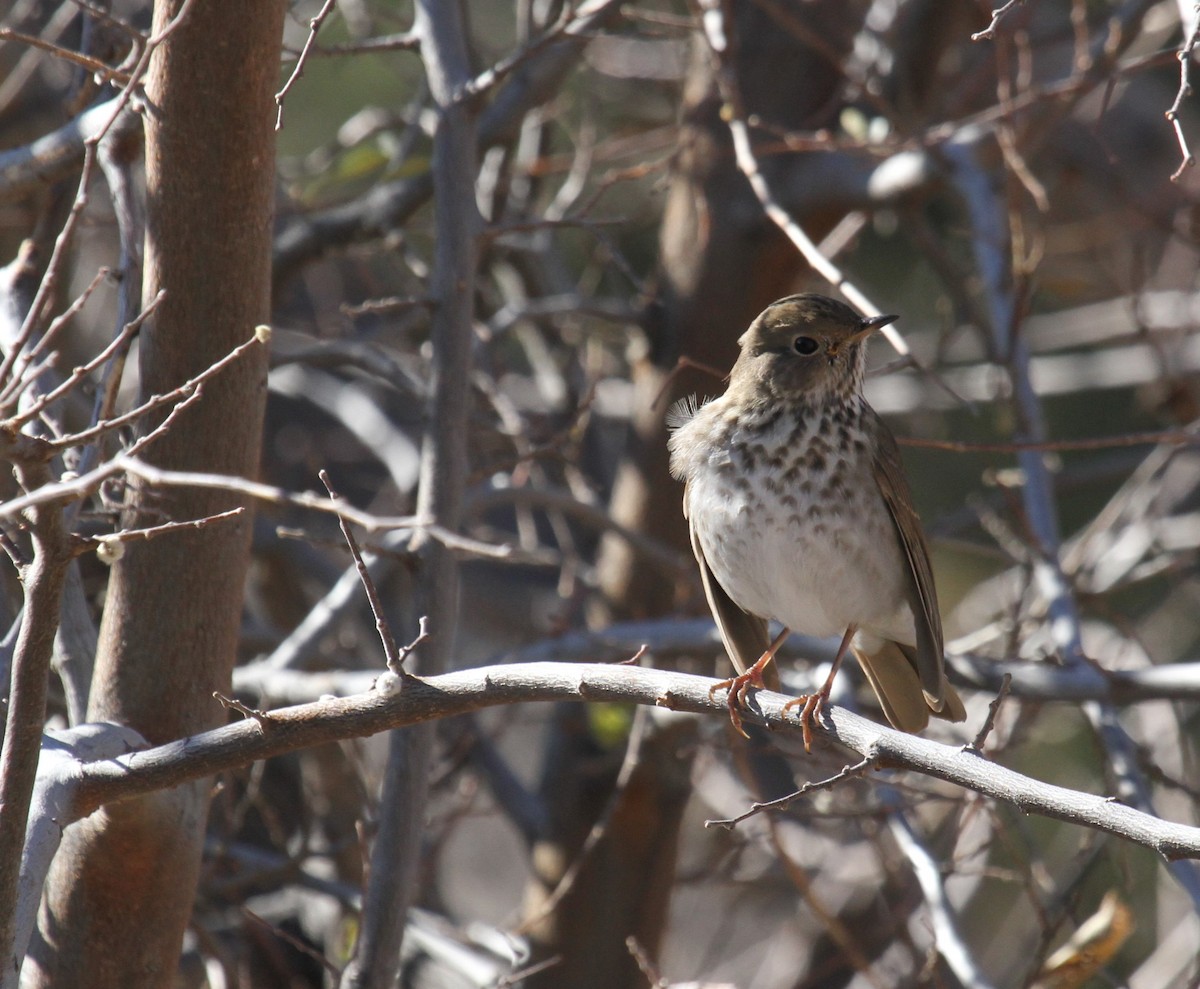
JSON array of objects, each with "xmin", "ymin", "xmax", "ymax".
[
  {"xmin": 496, "ymin": 956, "xmax": 562, "ymax": 987},
  {"xmin": 88, "ymin": 507, "xmax": 245, "ymax": 561},
  {"xmin": 453, "ymin": 2, "xmax": 587, "ymax": 107},
  {"xmin": 898, "ymin": 428, "xmax": 1200, "ymax": 454},
  {"xmin": 49, "ymin": 328, "xmax": 264, "ymax": 452},
  {"xmin": 649, "ymin": 355, "xmax": 726, "ymax": 411},
  {"xmin": 698, "ymin": 3, "xmax": 906, "ymax": 354},
  {"xmin": 699, "ymin": 2, "xmax": 971, "ymax": 412},
  {"xmin": 0, "ymin": 0, "xmax": 198, "ymax": 394},
  {"xmin": 968, "ymin": 673, "xmax": 1013, "ymax": 752},
  {"xmin": 318, "ymin": 470, "xmax": 402, "ymax": 674},
  {"xmin": 116, "ymin": 382, "xmax": 206, "ymax": 461},
  {"xmin": 704, "ymin": 758, "xmax": 874, "ymax": 830},
  {"xmin": 213, "ymin": 691, "xmax": 274, "ymax": 729},
  {"xmin": 971, "ymin": 0, "xmax": 1027, "ymax": 42},
  {"xmin": 1167, "ymin": 6, "xmax": 1200, "ymax": 181},
  {"xmin": 298, "ymin": 30, "xmax": 419, "ymax": 57},
  {"xmin": 0, "ymin": 27, "xmax": 133, "ymax": 84},
  {"xmin": 514, "ymin": 705, "xmax": 658, "ymax": 935},
  {"xmin": 274, "ymin": 0, "xmax": 338, "ymax": 130},
  {"xmin": 0, "ymin": 267, "xmax": 109, "ymax": 408},
  {"xmin": 395, "ymin": 616, "xmax": 431, "ymax": 668},
  {"xmin": 241, "ymin": 909, "xmax": 342, "ymax": 981},
  {"xmin": 888, "ymin": 805, "xmax": 996, "ymax": 989},
  {"xmin": 9, "ymin": 291, "xmax": 162, "ymax": 430},
  {"xmin": 625, "ymin": 937, "xmax": 666, "ymax": 988}
]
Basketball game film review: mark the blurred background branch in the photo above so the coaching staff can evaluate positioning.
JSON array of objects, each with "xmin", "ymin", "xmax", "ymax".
[{"xmin": 3, "ymin": 0, "xmax": 1200, "ymax": 986}]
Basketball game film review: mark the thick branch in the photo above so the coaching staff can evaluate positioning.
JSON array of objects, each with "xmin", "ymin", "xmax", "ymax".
[{"xmin": 61, "ymin": 663, "xmax": 1200, "ymax": 862}]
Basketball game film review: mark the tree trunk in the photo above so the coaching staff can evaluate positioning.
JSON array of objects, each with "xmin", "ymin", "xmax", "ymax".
[{"xmin": 28, "ymin": 3, "xmax": 283, "ymax": 985}]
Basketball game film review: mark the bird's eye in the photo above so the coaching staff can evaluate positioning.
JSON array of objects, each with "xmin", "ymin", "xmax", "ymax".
[{"xmin": 793, "ymin": 336, "xmax": 819, "ymax": 356}]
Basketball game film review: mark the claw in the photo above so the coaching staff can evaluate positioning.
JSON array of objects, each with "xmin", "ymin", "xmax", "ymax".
[
  {"xmin": 708, "ymin": 666, "xmax": 767, "ymax": 738},
  {"xmin": 709, "ymin": 627, "xmax": 791, "ymax": 738},
  {"xmin": 783, "ymin": 690, "xmax": 828, "ymax": 753}
]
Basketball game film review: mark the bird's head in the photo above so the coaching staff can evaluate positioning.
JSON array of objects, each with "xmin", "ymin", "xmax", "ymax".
[{"xmin": 727, "ymin": 294, "xmax": 896, "ymax": 407}]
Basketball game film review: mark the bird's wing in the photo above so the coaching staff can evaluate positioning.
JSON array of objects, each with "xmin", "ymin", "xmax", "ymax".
[
  {"xmin": 684, "ymin": 484, "xmax": 774, "ymax": 684},
  {"xmin": 864, "ymin": 406, "xmax": 947, "ymax": 705}
]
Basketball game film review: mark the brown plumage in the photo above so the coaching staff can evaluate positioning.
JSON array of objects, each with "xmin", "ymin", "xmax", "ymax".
[{"xmin": 668, "ymin": 294, "xmax": 965, "ymax": 748}]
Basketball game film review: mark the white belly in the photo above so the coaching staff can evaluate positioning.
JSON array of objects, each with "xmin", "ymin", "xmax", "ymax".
[{"xmin": 684, "ymin": 421, "xmax": 917, "ymax": 646}]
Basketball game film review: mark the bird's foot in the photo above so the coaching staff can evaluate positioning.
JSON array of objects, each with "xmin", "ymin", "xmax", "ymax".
[
  {"xmin": 782, "ymin": 690, "xmax": 829, "ymax": 753},
  {"xmin": 708, "ymin": 668, "xmax": 767, "ymax": 739}
]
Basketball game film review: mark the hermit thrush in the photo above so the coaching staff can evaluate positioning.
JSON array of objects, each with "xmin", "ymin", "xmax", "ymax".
[{"xmin": 668, "ymin": 294, "xmax": 965, "ymax": 750}]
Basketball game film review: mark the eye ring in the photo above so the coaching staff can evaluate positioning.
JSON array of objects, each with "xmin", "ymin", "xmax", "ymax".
[{"xmin": 793, "ymin": 336, "xmax": 819, "ymax": 356}]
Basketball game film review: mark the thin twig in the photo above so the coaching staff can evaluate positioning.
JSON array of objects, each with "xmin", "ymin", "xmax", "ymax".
[
  {"xmin": 88, "ymin": 508, "xmax": 245, "ymax": 560},
  {"xmin": 0, "ymin": 0, "xmax": 199, "ymax": 394},
  {"xmin": 887, "ymin": 805, "xmax": 996, "ymax": 989},
  {"xmin": 453, "ymin": 2, "xmax": 581, "ymax": 107},
  {"xmin": 318, "ymin": 470, "xmax": 402, "ymax": 674},
  {"xmin": 971, "ymin": 0, "xmax": 1027, "ymax": 42},
  {"xmin": 898, "ymin": 428, "xmax": 1200, "ymax": 454},
  {"xmin": 1167, "ymin": 6, "xmax": 1200, "ymax": 181},
  {"xmin": 0, "ymin": 27, "xmax": 133, "ymax": 83},
  {"xmin": 395, "ymin": 616, "xmax": 431, "ymax": 668},
  {"xmin": 704, "ymin": 758, "xmax": 874, "ymax": 830},
  {"xmin": 514, "ymin": 705, "xmax": 658, "ymax": 935},
  {"xmin": 49, "ymin": 329, "xmax": 263, "ymax": 452},
  {"xmin": 298, "ymin": 30, "xmax": 419, "ymax": 57},
  {"xmin": 275, "ymin": 0, "xmax": 338, "ymax": 130},
  {"xmin": 698, "ymin": 4, "xmax": 906, "ymax": 354},
  {"xmin": 699, "ymin": 3, "xmax": 972, "ymax": 413},
  {"xmin": 967, "ymin": 673, "xmax": 1013, "ymax": 752},
  {"xmin": 0, "ymin": 267, "xmax": 109, "ymax": 408},
  {"xmin": 649, "ymin": 355, "xmax": 726, "ymax": 411},
  {"xmin": 10, "ymin": 292, "xmax": 163, "ymax": 430},
  {"xmin": 625, "ymin": 938, "xmax": 666, "ymax": 988},
  {"xmin": 213, "ymin": 691, "xmax": 274, "ymax": 729}
]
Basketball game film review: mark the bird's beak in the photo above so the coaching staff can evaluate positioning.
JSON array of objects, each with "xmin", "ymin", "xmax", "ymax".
[{"xmin": 847, "ymin": 313, "xmax": 898, "ymax": 346}]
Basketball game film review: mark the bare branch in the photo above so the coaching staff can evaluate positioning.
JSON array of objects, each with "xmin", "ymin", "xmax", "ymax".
[
  {"xmin": 1167, "ymin": 7, "xmax": 1200, "ymax": 181},
  {"xmin": 275, "ymin": 0, "xmax": 339, "ymax": 130},
  {"xmin": 57, "ymin": 664, "xmax": 1200, "ymax": 862},
  {"xmin": 318, "ymin": 470, "xmax": 402, "ymax": 674},
  {"xmin": 971, "ymin": 0, "xmax": 1028, "ymax": 42},
  {"xmin": 705, "ymin": 758, "xmax": 873, "ymax": 830}
]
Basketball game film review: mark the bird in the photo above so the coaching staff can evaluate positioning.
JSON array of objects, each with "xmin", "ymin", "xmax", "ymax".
[{"xmin": 667, "ymin": 293, "xmax": 966, "ymax": 750}]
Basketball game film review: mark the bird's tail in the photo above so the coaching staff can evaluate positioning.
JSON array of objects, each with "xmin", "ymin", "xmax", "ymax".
[{"xmin": 853, "ymin": 640, "xmax": 966, "ymax": 733}]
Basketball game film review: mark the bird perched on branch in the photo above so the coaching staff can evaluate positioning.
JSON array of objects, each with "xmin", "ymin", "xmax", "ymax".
[{"xmin": 668, "ymin": 293, "xmax": 965, "ymax": 750}]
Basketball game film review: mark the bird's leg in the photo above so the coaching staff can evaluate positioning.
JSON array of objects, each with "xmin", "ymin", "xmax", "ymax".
[
  {"xmin": 709, "ymin": 627, "xmax": 791, "ymax": 738},
  {"xmin": 784, "ymin": 625, "xmax": 857, "ymax": 753}
]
